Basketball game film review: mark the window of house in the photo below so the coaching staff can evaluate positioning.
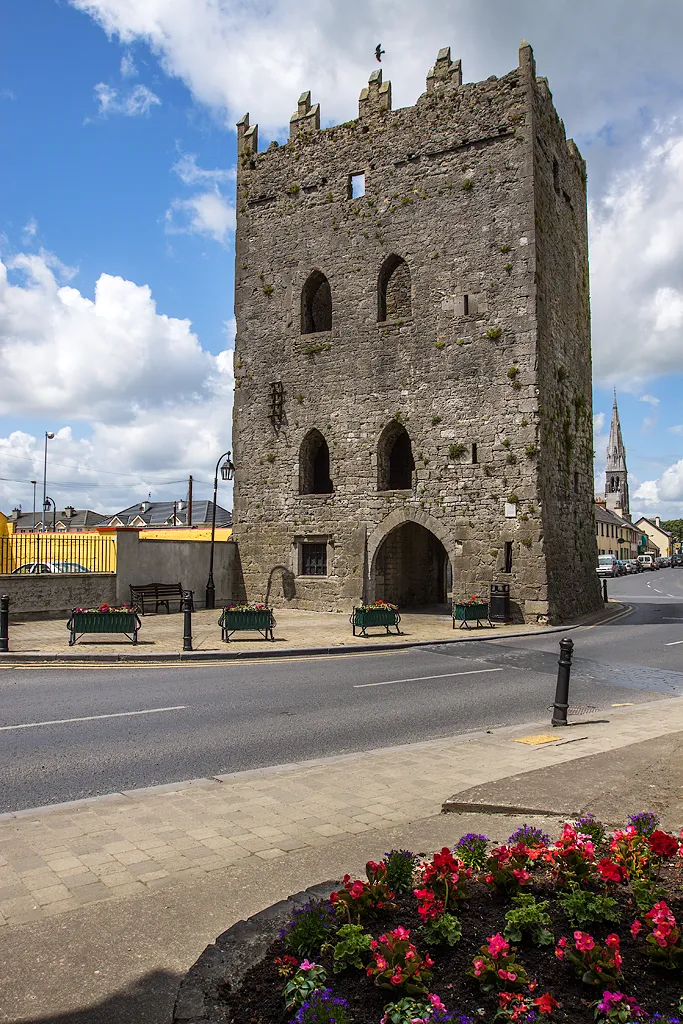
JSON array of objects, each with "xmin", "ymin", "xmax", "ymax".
[
  {"xmin": 378, "ymin": 255, "xmax": 412, "ymax": 321},
  {"xmin": 349, "ymin": 172, "xmax": 365, "ymax": 198},
  {"xmin": 504, "ymin": 541, "xmax": 513, "ymax": 574},
  {"xmin": 301, "ymin": 542, "xmax": 327, "ymax": 576},
  {"xmin": 301, "ymin": 270, "xmax": 332, "ymax": 333}
]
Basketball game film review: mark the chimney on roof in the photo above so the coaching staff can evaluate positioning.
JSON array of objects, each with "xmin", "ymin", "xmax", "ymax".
[
  {"xmin": 64, "ymin": 505, "xmax": 75, "ymax": 519},
  {"xmin": 655, "ymin": 516, "xmax": 661, "ymax": 527},
  {"xmin": 10, "ymin": 507, "xmax": 21, "ymax": 520},
  {"xmin": 140, "ymin": 500, "xmax": 152, "ymax": 513}
]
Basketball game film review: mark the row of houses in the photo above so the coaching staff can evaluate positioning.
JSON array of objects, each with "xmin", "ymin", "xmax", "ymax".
[
  {"xmin": 594, "ymin": 502, "xmax": 676, "ymax": 561},
  {"xmin": 5, "ymin": 500, "xmax": 232, "ymax": 533}
]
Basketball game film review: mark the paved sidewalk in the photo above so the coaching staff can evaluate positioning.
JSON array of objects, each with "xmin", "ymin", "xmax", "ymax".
[
  {"xmin": 4, "ymin": 604, "xmax": 622, "ymax": 660},
  {"xmin": 0, "ymin": 694, "xmax": 678, "ymax": 930}
]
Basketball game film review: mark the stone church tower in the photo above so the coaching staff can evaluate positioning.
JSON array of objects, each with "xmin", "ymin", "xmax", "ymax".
[
  {"xmin": 605, "ymin": 391, "xmax": 630, "ymax": 518},
  {"xmin": 230, "ymin": 43, "xmax": 602, "ymax": 623}
]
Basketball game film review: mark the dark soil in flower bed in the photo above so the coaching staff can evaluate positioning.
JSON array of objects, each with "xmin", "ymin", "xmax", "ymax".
[{"xmin": 221, "ymin": 864, "xmax": 683, "ymax": 1024}]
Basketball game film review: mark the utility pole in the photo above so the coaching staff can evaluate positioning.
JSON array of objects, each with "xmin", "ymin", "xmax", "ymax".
[{"xmin": 187, "ymin": 475, "xmax": 193, "ymax": 527}]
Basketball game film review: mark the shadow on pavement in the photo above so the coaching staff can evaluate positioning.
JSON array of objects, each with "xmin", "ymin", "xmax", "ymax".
[{"xmin": 13, "ymin": 969, "xmax": 180, "ymax": 1024}]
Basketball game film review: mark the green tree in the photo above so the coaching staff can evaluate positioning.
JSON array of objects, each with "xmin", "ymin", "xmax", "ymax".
[{"xmin": 661, "ymin": 519, "xmax": 683, "ymax": 543}]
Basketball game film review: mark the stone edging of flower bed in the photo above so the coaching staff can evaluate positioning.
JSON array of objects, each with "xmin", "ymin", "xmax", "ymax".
[{"xmin": 173, "ymin": 880, "xmax": 336, "ymax": 1023}]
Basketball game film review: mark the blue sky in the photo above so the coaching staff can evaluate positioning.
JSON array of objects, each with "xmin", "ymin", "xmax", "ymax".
[{"xmin": 1, "ymin": 0, "xmax": 683, "ymax": 518}]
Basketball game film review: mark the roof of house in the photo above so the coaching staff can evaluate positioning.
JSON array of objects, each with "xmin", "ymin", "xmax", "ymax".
[
  {"xmin": 107, "ymin": 500, "xmax": 232, "ymax": 528},
  {"xmin": 635, "ymin": 517, "xmax": 674, "ymax": 538},
  {"xmin": 8, "ymin": 509, "xmax": 110, "ymax": 531}
]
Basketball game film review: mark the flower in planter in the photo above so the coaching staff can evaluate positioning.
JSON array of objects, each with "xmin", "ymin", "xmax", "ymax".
[
  {"xmin": 74, "ymin": 604, "xmax": 133, "ymax": 613},
  {"xmin": 330, "ymin": 862, "xmax": 396, "ymax": 923},
  {"xmin": 381, "ymin": 993, "xmax": 451, "ymax": 1024},
  {"xmin": 223, "ymin": 603, "xmax": 269, "ymax": 612},
  {"xmin": 592, "ymin": 990, "xmax": 648, "ymax": 1022},
  {"xmin": 468, "ymin": 933, "xmax": 529, "ymax": 993},
  {"xmin": 282, "ymin": 962, "xmax": 328, "ymax": 1011},
  {"xmin": 366, "ymin": 927, "xmax": 434, "ymax": 994},
  {"xmin": 357, "ymin": 601, "xmax": 399, "ymax": 612},
  {"xmin": 291, "ymin": 988, "xmax": 353, "ymax": 1024},
  {"xmin": 632, "ymin": 900, "xmax": 683, "ymax": 969},
  {"xmin": 461, "ymin": 595, "xmax": 487, "ymax": 606},
  {"xmin": 555, "ymin": 931, "xmax": 623, "ymax": 986},
  {"xmin": 455, "ymin": 833, "xmax": 490, "ymax": 871}
]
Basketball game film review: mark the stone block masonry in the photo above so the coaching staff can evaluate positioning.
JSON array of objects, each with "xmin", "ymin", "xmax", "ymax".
[{"xmin": 230, "ymin": 42, "xmax": 602, "ymax": 623}]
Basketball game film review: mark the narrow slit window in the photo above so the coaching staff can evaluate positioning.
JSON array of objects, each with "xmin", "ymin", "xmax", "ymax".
[
  {"xmin": 463, "ymin": 294, "xmax": 469, "ymax": 316},
  {"xmin": 573, "ymin": 470, "xmax": 579, "ymax": 494},
  {"xmin": 349, "ymin": 173, "xmax": 365, "ymax": 199},
  {"xmin": 471, "ymin": 443, "xmax": 478, "ymax": 464},
  {"xmin": 553, "ymin": 157, "xmax": 560, "ymax": 195},
  {"xmin": 504, "ymin": 541, "xmax": 513, "ymax": 574}
]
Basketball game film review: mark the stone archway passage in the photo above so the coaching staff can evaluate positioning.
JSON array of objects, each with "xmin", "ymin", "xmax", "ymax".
[{"xmin": 373, "ymin": 520, "xmax": 449, "ymax": 607}]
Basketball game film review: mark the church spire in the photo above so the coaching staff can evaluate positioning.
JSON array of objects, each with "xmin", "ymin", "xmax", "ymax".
[{"xmin": 605, "ymin": 391, "xmax": 629, "ymax": 516}]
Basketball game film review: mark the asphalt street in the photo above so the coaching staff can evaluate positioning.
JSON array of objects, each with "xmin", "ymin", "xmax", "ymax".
[{"xmin": 0, "ymin": 569, "xmax": 682, "ymax": 813}]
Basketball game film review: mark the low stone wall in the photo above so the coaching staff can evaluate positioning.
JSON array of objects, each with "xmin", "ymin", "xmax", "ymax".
[
  {"xmin": 174, "ymin": 881, "xmax": 335, "ymax": 1023},
  {"xmin": 1, "ymin": 573, "xmax": 117, "ymax": 621}
]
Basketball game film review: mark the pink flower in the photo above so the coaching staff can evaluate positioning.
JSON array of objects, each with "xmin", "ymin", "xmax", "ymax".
[
  {"xmin": 375, "ymin": 956, "xmax": 387, "ymax": 970},
  {"xmin": 428, "ymin": 994, "xmax": 446, "ymax": 1012},
  {"xmin": 574, "ymin": 931, "xmax": 595, "ymax": 952},
  {"xmin": 486, "ymin": 933, "xmax": 510, "ymax": 958},
  {"xmin": 605, "ymin": 934, "xmax": 620, "ymax": 949},
  {"xmin": 299, "ymin": 959, "xmax": 318, "ymax": 971},
  {"xmin": 392, "ymin": 926, "xmax": 410, "ymax": 941}
]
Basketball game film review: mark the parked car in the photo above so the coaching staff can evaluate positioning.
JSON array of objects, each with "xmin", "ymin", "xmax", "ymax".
[
  {"xmin": 624, "ymin": 559, "xmax": 640, "ymax": 574},
  {"xmin": 673, "ymin": 555, "xmax": 683, "ymax": 567},
  {"xmin": 596, "ymin": 554, "xmax": 619, "ymax": 578},
  {"xmin": 660, "ymin": 556, "xmax": 672, "ymax": 568},
  {"xmin": 637, "ymin": 554, "xmax": 656, "ymax": 571},
  {"xmin": 11, "ymin": 561, "xmax": 90, "ymax": 575},
  {"xmin": 617, "ymin": 560, "xmax": 631, "ymax": 575}
]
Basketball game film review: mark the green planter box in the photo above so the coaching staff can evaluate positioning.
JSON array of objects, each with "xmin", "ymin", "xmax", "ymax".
[
  {"xmin": 219, "ymin": 608, "xmax": 275, "ymax": 642},
  {"xmin": 453, "ymin": 602, "xmax": 493, "ymax": 630},
  {"xmin": 351, "ymin": 606, "xmax": 402, "ymax": 637},
  {"xmin": 67, "ymin": 609, "xmax": 141, "ymax": 646}
]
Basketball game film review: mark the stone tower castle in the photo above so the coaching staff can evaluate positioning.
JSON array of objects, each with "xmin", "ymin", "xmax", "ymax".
[{"xmin": 230, "ymin": 42, "xmax": 602, "ymax": 623}]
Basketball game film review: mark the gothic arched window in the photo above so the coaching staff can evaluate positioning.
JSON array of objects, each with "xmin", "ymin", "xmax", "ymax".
[
  {"xmin": 299, "ymin": 429, "xmax": 333, "ymax": 494},
  {"xmin": 301, "ymin": 271, "xmax": 332, "ymax": 334},
  {"xmin": 377, "ymin": 421, "xmax": 415, "ymax": 491},
  {"xmin": 378, "ymin": 255, "xmax": 412, "ymax": 322}
]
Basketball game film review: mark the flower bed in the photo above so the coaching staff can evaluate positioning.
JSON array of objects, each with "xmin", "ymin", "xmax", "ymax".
[{"xmin": 215, "ymin": 815, "xmax": 683, "ymax": 1024}]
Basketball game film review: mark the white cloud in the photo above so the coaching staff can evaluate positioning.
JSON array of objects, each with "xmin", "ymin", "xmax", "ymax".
[
  {"xmin": 172, "ymin": 152, "xmax": 234, "ymax": 187},
  {"xmin": 634, "ymin": 480, "xmax": 660, "ymax": 505},
  {"xmin": 590, "ymin": 120, "xmax": 683, "ymax": 386},
  {"xmin": 21, "ymin": 218, "xmax": 38, "ymax": 245},
  {"xmin": 0, "ymin": 251, "xmax": 234, "ymax": 513},
  {"xmin": 165, "ymin": 192, "xmax": 235, "ymax": 244},
  {"xmin": 0, "ymin": 89, "xmax": 16, "ymax": 101},
  {"xmin": 93, "ymin": 81, "xmax": 160, "ymax": 117},
  {"xmin": 593, "ymin": 412, "xmax": 605, "ymax": 435},
  {"xmin": 120, "ymin": 51, "xmax": 137, "ymax": 77},
  {"xmin": 639, "ymin": 394, "xmax": 659, "ymax": 406},
  {"xmin": 668, "ymin": 424, "xmax": 683, "ymax": 435}
]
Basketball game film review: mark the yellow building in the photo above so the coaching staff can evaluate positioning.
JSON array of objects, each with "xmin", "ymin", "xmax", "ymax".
[
  {"xmin": 634, "ymin": 516, "xmax": 674, "ymax": 558},
  {"xmin": 594, "ymin": 503, "xmax": 636, "ymax": 560}
]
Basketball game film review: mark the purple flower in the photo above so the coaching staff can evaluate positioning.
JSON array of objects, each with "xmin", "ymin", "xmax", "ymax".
[
  {"xmin": 507, "ymin": 824, "xmax": 550, "ymax": 847},
  {"xmin": 627, "ymin": 811, "xmax": 660, "ymax": 837}
]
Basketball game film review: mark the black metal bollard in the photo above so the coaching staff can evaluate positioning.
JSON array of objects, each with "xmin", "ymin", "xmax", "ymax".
[
  {"xmin": 0, "ymin": 595, "xmax": 9, "ymax": 654},
  {"xmin": 182, "ymin": 591, "xmax": 193, "ymax": 652},
  {"xmin": 602, "ymin": 578, "xmax": 608, "ymax": 603},
  {"xmin": 551, "ymin": 637, "xmax": 574, "ymax": 727}
]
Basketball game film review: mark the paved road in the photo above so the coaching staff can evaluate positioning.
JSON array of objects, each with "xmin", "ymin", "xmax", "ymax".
[{"xmin": 1, "ymin": 570, "xmax": 682, "ymax": 813}]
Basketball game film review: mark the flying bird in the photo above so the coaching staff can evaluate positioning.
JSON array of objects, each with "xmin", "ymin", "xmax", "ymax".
[{"xmin": 375, "ymin": 44, "xmax": 385, "ymax": 62}]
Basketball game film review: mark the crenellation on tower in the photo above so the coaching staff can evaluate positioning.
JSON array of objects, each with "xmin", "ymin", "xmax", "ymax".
[
  {"xmin": 237, "ymin": 113, "xmax": 258, "ymax": 158},
  {"xmin": 290, "ymin": 90, "xmax": 321, "ymax": 137},
  {"xmin": 358, "ymin": 69, "xmax": 392, "ymax": 117},
  {"xmin": 426, "ymin": 46, "xmax": 462, "ymax": 92}
]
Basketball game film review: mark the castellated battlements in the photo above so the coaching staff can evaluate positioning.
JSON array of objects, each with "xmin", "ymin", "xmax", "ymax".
[{"xmin": 236, "ymin": 43, "xmax": 585, "ymax": 181}]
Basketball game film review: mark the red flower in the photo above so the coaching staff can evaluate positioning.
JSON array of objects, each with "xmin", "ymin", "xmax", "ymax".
[
  {"xmin": 534, "ymin": 993, "xmax": 559, "ymax": 1016},
  {"xmin": 649, "ymin": 830, "xmax": 679, "ymax": 858},
  {"xmin": 598, "ymin": 858, "xmax": 626, "ymax": 883}
]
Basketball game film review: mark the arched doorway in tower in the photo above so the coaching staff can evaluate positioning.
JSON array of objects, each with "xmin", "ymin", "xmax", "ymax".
[{"xmin": 372, "ymin": 521, "xmax": 450, "ymax": 607}]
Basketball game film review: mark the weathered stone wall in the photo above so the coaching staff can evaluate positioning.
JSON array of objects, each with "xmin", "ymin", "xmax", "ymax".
[
  {"xmin": 1, "ymin": 573, "xmax": 117, "ymax": 620},
  {"xmin": 231, "ymin": 43, "xmax": 599, "ymax": 622},
  {"xmin": 529, "ymin": 63, "xmax": 602, "ymax": 620}
]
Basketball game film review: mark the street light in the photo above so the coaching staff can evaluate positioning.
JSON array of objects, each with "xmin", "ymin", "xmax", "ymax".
[
  {"xmin": 42, "ymin": 432, "xmax": 55, "ymax": 532},
  {"xmin": 43, "ymin": 496, "xmax": 56, "ymax": 534},
  {"xmin": 30, "ymin": 481, "xmax": 37, "ymax": 531},
  {"xmin": 205, "ymin": 451, "xmax": 235, "ymax": 610}
]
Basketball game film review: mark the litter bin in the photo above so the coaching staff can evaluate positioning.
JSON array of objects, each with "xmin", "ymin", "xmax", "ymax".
[{"xmin": 490, "ymin": 582, "xmax": 511, "ymax": 623}]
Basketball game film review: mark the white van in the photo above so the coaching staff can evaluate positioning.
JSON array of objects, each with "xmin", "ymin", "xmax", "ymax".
[
  {"xmin": 596, "ymin": 555, "xmax": 618, "ymax": 577},
  {"xmin": 637, "ymin": 554, "xmax": 656, "ymax": 571}
]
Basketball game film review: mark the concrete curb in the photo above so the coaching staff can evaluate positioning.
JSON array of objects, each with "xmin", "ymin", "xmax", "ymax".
[
  {"xmin": 0, "ymin": 605, "xmax": 625, "ymax": 664},
  {"xmin": 441, "ymin": 798, "xmax": 581, "ymax": 817}
]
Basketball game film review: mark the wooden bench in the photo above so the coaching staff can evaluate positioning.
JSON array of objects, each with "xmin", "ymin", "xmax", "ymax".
[{"xmin": 129, "ymin": 582, "xmax": 189, "ymax": 615}]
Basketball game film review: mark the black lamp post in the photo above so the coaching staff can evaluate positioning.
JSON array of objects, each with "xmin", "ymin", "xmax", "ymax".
[
  {"xmin": 205, "ymin": 451, "xmax": 235, "ymax": 610},
  {"xmin": 43, "ymin": 496, "xmax": 56, "ymax": 533}
]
